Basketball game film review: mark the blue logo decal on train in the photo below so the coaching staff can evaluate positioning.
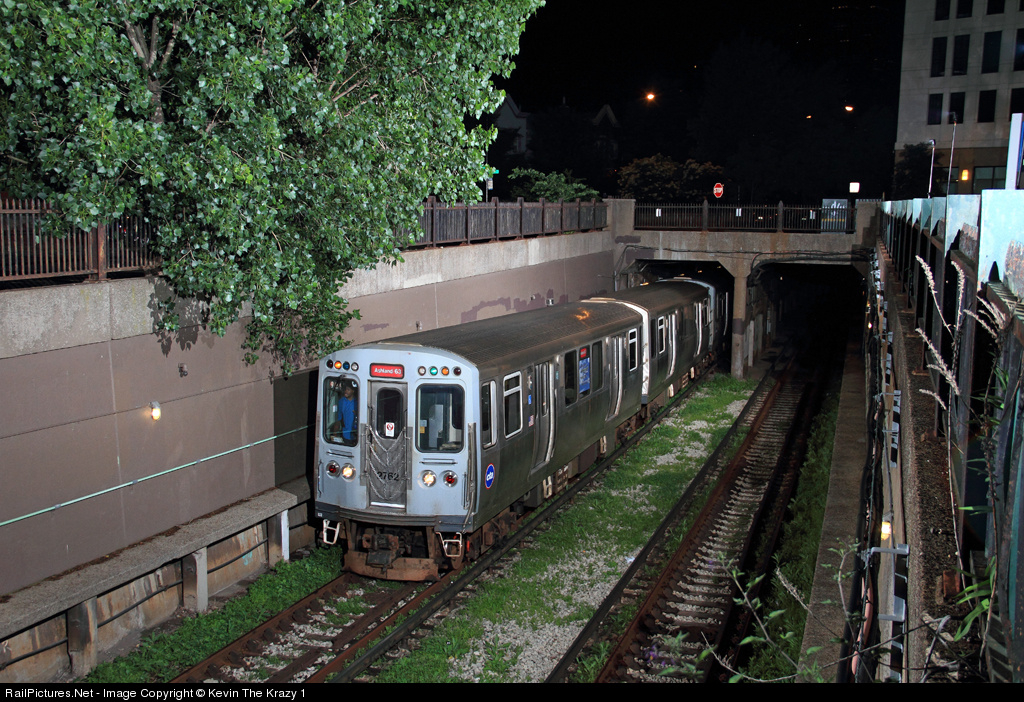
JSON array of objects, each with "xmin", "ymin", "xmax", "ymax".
[{"xmin": 485, "ymin": 463, "xmax": 495, "ymax": 489}]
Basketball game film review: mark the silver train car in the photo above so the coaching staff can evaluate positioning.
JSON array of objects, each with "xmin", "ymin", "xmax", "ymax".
[{"xmin": 314, "ymin": 279, "xmax": 728, "ymax": 579}]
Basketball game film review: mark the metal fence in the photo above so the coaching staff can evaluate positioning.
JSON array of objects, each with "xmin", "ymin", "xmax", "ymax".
[
  {"xmin": 411, "ymin": 197, "xmax": 607, "ymax": 247},
  {"xmin": 635, "ymin": 200, "xmax": 855, "ymax": 233},
  {"xmin": 1, "ymin": 199, "xmax": 160, "ymax": 282},
  {"xmin": 1, "ymin": 197, "xmax": 608, "ymax": 284}
]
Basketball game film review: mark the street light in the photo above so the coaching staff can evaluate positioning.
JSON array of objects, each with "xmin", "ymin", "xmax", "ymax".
[
  {"xmin": 946, "ymin": 112, "xmax": 958, "ymax": 196},
  {"xmin": 928, "ymin": 139, "xmax": 936, "ymax": 198}
]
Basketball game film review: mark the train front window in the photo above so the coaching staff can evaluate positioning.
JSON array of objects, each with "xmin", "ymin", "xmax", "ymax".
[
  {"xmin": 417, "ymin": 385, "xmax": 464, "ymax": 452},
  {"xmin": 324, "ymin": 378, "xmax": 359, "ymax": 447},
  {"xmin": 375, "ymin": 387, "xmax": 404, "ymax": 440}
]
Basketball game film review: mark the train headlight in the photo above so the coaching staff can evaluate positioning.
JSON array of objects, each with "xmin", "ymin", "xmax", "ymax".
[
  {"xmin": 421, "ymin": 470, "xmax": 437, "ymax": 487},
  {"xmin": 341, "ymin": 463, "xmax": 355, "ymax": 480},
  {"xmin": 442, "ymin": 471, "xmax": 458, "ymax": 487}
]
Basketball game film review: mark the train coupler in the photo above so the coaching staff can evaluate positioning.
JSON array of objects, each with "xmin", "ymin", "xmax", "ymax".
[
  {"xmin": 321, "ymin": 519, "xmax": 342, "ymax": 546},
  {"xmin": 440, "ymin": 532, "xmax": 464, "ymax": 558}
]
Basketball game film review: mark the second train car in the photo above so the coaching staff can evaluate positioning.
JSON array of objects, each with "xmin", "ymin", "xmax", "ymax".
[{"xmin": 314, "ymin": 279, "xmax": 728, "ymax": 580}]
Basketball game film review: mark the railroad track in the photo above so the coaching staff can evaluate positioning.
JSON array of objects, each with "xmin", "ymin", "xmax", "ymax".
[
  {"xmin": 169, "ymin": 364, "xmax": 723, "ymax": 684},
  {"xmin": 547, "ymin": 347, "xmax": 829, "ymax": 683}
]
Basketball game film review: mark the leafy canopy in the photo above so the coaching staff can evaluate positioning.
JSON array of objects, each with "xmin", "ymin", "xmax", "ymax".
[
  {"xmin": 1, "ymin": 0, "xmax": 543, "ymax": 370},
  {"xmin": 508, "ymin": 168, "xmax": 599, "ymax": 202},
  {"xmin": 617, "ymin": 154, "xmax": 725, "ymax": 202}
]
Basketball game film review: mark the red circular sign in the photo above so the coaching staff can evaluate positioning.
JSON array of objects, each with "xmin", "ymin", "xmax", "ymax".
[{"xmin": 713, "ymin": 183, "xmax": 724, "ymax": 198}]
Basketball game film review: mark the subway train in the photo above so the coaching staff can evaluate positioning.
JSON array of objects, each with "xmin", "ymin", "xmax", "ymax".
[{"xmin": 314, "ymin": 279, "xmax": 729, "ymax": 580}]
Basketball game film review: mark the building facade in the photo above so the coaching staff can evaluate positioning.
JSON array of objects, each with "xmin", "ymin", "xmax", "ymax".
[{"xmin": 896, "ymin": 0, "xmax": 1024, "ymax": 192}]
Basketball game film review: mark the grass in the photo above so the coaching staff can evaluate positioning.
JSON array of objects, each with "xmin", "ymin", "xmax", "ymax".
[
  {"xmin": 82, "ymin": 545, "xmax": 344, "ymax": 683},
  {"xmin": 377, "ymin": 374, "xmax": 758, "ymax": 683}
]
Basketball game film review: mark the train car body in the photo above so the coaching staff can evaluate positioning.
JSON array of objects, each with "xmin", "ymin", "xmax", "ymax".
[{"xmin": 314, "ymin": 279, "xmax": 727, "ymax": 580}]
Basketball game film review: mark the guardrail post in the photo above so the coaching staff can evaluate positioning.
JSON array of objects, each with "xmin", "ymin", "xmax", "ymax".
[
  {"xmin": 777, "ymin": 201, "xmax": 784, "ymax": 233},
  {"xmin": 67, "ymin": 597, "xmax": 98, "ymax": 676},
  {"xmin": 182, "ymin": 547, "xmax": 209, "ymax": 612}
]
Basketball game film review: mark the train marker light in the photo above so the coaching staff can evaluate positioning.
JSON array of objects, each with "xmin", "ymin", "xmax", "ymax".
[
  {"xmin": 443, "ymin": 471, "xmax": 458, "ymax": 487},
  {"xmin": 441, "ymin": 366, "xmax": 450, "ymax": 376},
  {"xmin": 326, "ymin": 461, "xmax": 340, "ymax": 476}
]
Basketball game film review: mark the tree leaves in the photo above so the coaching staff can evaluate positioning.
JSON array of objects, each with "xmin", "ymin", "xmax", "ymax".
[{"xmin": 2, "ymin": 0, "xmax": 542, "ymax": 372}]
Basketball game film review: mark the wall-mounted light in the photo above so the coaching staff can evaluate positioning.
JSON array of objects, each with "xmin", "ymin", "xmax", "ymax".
[
  {"xmin": 960, "ymin": 169, "xmax": 970, "ymax": 182},
  {"xmin": 150, "ymin": 401, "xmax": 162, "ymax": 421},
  {"xmin": 881, "ymin": 512, "xmax": 893, "ymax": 540}
]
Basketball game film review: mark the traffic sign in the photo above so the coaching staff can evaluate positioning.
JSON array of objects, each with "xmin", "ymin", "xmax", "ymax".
[{"xmin": 713, "ymin": 183, "xmax": 724, "ymax": 199}]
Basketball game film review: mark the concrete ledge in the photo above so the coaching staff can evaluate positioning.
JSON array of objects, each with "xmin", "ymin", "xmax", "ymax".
[{"xmin": 0, "ymin": 477, "xmax": 310, "ymax": 642}]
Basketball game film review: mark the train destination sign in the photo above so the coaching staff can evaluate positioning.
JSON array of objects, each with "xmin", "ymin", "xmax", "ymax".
[{"xmin": 370, "ymin": 363, "xmax": 405, "ymax": 379}]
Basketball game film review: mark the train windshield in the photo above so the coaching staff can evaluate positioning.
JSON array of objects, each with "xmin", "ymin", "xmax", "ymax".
[
  {"xmin": 416, "ymin": 385, "xmax": 464, "ymax": 452},
  {"xmin": 324, "ymin": 377, "xmax": 359, "ymax": 447}
]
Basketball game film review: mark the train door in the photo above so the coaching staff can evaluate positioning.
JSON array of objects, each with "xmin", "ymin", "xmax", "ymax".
[
  {"xmin": 695, "ymin": 301, "xmax": 704, "ymax": 357},
  {"xmin": 366, "ymin": 381, "xmax": 409, "ymax": 510},
  {"xmin": 605, "ymin": 335, "xmax": 624, "ymax": 421},
  {"xmin": 667, "ymin": 313, "xmax": 678, "ymax": 378},
  {"xmin": 532, "ymin": 360, "xmax": 555, "ymax": 470}
]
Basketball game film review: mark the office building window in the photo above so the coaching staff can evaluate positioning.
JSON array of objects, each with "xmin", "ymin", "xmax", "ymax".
[
  {"xmin": 950, "ymin": 92, "xmax": 966, "ymax": 123},
  {"xmin": 953, "ymin": 34, "xmax": 970, "ymax": 75},
  {"xmin": 988, "ymin": 0, "xmax": 1004, "ymax": 13},
  {"xmin": 983, "ymin": 32, "xmax": 1002, "ymax": 72},
  {"xmin": 1016, "ymin": 28, "xmax": 1024, "ymax": 70},
  {"xmin": 957, "ymin": 0, "xmax": 974, "ymax": 16},
  {"xmin": 974, "ymin": 166, "xmax": 1006, "ymax": 191},
  {"xmin": 929, "ymin": 94, "xmax": 944, "ymax": 124},
  {"xmin": 932, "ymin": 37, "xmax": 948, "ymax": 76},
  {"xmin": 937, "ymin": 0, "xmax": 951, "ymax": 19},
  {"xmin": 1010, "ymin": 87, "xmax": 1024, "ymax": 116},
  {"xmin": 979, "ymin": 90, "xmax": 997, "ymax": 122}
]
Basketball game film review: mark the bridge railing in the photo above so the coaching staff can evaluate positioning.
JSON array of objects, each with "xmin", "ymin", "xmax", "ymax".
[
  {"xmin": 409, "ymin": 196, "xmax": 606, "ymax": 247},
  {"xmin": 1, "ymin": 199, "xmax": 161, "ymax": 283},
  {"xmin": 635, "ymin": 200, "xmax": 854, "ymax": 233},
  {"xmin": 1, "ymin": 197, "xmax": 608, "ymax": 284}
]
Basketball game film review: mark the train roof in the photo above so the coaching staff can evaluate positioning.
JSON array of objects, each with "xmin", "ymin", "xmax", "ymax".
[
  {"xmin": 367, "ymin": 281, "xmax": 709, "ymax": 369},
  {"xmin": 379, "ymin": 300, "xmax": 639, "ymax": 367},
  {"xmin": 595, "ymin": 280, "xmax": 709, "ymax": 313}
]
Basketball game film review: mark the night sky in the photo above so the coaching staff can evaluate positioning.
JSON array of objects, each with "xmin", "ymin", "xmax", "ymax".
[{"xmin": 493, "ymin": 1, "xmax": 906, "ymax": 200}]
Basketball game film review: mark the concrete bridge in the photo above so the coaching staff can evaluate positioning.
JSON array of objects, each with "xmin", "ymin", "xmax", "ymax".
[{"xmin": 0, "ymin": 197, "xmax": 875, "ymax": 680}]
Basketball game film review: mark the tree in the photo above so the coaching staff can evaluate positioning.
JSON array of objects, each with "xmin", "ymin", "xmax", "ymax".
[
  {"xmin": 892, "ymin": 143, "xmax": 937, "ymax": 199},
  {"xmin": 508, "ymin": 168, "xmax": 599, "ymax": 202},
  {"xmin": 1, "ymin": 0, "xmax": 542, "ymax": 371},
  {"xmin": 617, "ymin": 154, "xmax": 725, "ymax": 202}
]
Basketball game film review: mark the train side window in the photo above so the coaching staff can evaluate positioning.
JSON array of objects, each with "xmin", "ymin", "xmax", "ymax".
[
  {"xmin": 592, "ymin": 342, "xmax": 603, "ymax": 390},
  {"xmin": 481, "ymin": 381, "xmax": 495, "ymax": 448},
  {"xmin": 564, "ymin": 350, "xmax": 577, "ymax": 405},
  {"xmin": 578, "ymin": 346, "xmax": 591, "ymax": 399},
  {"xmin": 416, "ymin": 385, "xmax": 464, "ymax": 452},
  {"xmin": 657, "ymin": 316, "xmax": 667, "ymax": 354},
  {"xmin": 628, "ymin": 329, "xmax": 639, "ymax": 371},
  {"xmin": 503, "ymin": 373, "xmax": 522, "ymax": 437}
]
